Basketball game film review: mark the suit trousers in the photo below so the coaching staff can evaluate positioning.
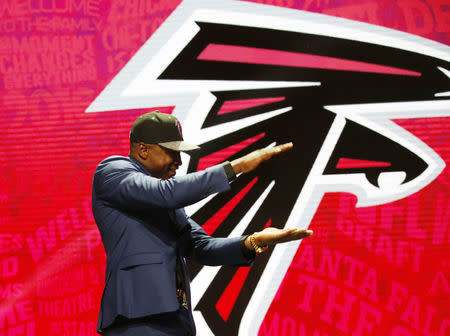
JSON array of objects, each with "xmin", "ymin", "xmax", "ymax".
[{"xmin": 102, "ymin": 307, "xmax": 194, "ymax": 336}]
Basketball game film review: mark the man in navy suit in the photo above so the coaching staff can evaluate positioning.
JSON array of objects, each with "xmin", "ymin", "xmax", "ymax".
[{"xmin": 92, "ymin": 111, "xmax": 313, "ymax": 335}]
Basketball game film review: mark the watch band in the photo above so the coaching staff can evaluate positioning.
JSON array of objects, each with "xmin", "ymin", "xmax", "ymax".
[
  {"xmin": 249, "ymin": 234, "xmax": 267, "ymax": 255},
  {"xmin": 221, "ymin": 161, "xmax": 237, "ymax": 182}
]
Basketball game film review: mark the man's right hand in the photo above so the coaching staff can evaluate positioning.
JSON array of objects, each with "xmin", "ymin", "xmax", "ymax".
[{"xmin": 230, "ymin": 142, "xmax": 293, "ymax": 174}]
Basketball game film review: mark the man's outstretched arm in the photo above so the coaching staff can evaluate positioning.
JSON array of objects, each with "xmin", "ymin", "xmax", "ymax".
[{"xmin": 230, "ymin": 142, "xmax": 293, "ymax": 175}]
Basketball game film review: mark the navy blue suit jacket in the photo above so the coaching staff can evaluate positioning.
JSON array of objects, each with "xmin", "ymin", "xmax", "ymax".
[{"xmin": 92, "ymin": 156, "xmax": 251, "ymax": 333}]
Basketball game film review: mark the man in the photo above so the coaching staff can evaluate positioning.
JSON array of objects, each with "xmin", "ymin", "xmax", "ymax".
[{"xmin": 92, "ymin": 111, "xmax": 313, "ymax": 335}]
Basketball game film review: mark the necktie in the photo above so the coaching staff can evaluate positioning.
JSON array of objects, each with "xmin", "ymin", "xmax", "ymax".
[{"xmin": 170, "ymin": 210, "xmax": 189, "ymax": 309}]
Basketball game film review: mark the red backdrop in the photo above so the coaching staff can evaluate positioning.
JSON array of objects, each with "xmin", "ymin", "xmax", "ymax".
[{"xmin": 0, "ymin": 0, "xmax": 448, "ymax": 335}]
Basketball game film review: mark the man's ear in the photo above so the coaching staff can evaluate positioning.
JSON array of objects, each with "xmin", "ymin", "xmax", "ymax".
[{"xmin": 137, "ymin": 143, "xmax": 149, "ymax": 160}]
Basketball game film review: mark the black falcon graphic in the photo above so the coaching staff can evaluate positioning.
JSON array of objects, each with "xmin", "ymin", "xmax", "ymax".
[{"xmin": 87, "ymin": 0, "xmax": 450, "ymax": 335}]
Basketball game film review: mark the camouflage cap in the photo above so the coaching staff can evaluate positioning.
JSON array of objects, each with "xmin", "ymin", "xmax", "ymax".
[{"xmin": 130, "ymin": 111, "xmax": 200, "ymax": 152}]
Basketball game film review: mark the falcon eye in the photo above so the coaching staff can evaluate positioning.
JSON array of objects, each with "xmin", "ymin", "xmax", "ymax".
[{"xmin": 336, "ymin": 158, "xmax": 391, "ymax": 169}]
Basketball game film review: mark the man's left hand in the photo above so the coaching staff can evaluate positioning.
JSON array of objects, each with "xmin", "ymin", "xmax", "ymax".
[{"xmin": 244, "ymin": 227, "xmax": 313, "ymax": 252}]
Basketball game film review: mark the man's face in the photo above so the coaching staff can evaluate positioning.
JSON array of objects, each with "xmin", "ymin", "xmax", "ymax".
[{"xmin": 147, "ymin": 144, "xmax": 182, "ymax": 180}]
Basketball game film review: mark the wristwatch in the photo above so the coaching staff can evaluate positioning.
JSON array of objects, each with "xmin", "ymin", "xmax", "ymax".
[{"xmin": 249, "ymin": 234, "xmax": 267, "ymax": 255}]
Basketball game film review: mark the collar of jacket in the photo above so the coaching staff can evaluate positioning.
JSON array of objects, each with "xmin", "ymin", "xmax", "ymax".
[{"xmin": 128, "ymin": 156, "xmax": 153, "ymax": 176}]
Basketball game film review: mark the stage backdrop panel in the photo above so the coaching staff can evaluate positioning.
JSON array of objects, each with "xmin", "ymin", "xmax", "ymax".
[{"xmin": 0, "ymin": 0, "xmax": 448, "ymax": 335}]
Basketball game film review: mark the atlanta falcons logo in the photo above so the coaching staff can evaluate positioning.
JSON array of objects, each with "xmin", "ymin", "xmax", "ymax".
[{"xmin": 87, "ymin": 0, "xmax": 450, "ymax": 335}]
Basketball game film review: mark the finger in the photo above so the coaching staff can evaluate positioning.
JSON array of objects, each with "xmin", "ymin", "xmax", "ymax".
[
  {"xmin": 302, "ymin": 229, "xmax": 314, "ymax": 237},
  {"xmin": 275, "ymin": 142, "xmax": 293, "ymax": 152},
  {"xmin": 288, "ymin": 229, "xmax": 313, "ymax": 239},
  {"xmin": 265, "ymin": 142, "xmax": 293, "ymax": 159}
]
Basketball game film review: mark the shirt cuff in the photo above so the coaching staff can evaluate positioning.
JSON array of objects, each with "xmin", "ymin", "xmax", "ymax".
[
  {"xmin": 240, "ymin": 235, "xmax": 256, "ymax": 260},
  {"xmin": 221, "ymin": 161, "xmax": 237, "ymax": 183}
]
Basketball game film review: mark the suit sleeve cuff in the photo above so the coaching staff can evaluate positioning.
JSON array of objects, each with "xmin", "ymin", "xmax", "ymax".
[{"xmin": 240, "ymin": 235, "xmax": 256, "ymax": 259}]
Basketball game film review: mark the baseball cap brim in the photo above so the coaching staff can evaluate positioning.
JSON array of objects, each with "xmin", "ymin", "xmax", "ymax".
[{"xmin": 159, "ymin": 141, "xmax": 200, "ymax": 152}]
